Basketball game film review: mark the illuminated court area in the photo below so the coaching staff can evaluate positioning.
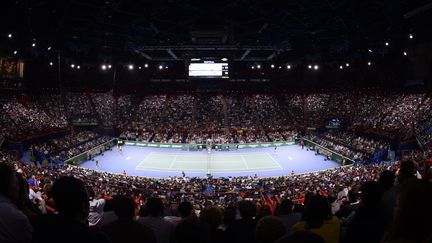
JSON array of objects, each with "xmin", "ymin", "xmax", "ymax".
[
  {"xmin": 80, "ymin": 144, "xmax": 341, "ymax": 178},
  {"xmin": 135, "ymin": 152, "xmax": 282, "ymax": 172}
]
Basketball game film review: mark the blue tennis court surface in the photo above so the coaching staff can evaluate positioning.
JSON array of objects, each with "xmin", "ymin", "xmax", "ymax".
[{"xmin": 80, "ymin": 145, "xmax": 341, "ymax": 178}]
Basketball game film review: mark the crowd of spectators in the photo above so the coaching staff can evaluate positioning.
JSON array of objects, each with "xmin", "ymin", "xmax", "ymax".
[
  {"xmin": 0, "ymin": 98, "xmax": 68, "ymax": 139},
  {"xmin": 65, "ymin": 92, "xmax": 93, "ymax": 115},
  {"xmin": 3, "ymin": 91, "xmax": 432, "ymax": 147},
  {"xmin": 319, "ymin": 131, "xmax": 389, "ymax": 156},
  {"xmin": 306, "ymin": 134, "xmax": 368, "ymax": 161},
  {"xmin": 31, "ymin": 131, "xmax": 111, "ymax": 162},
  {"xmin": 304, "ymin": 94, "xmax": 330, "ymax": 127},
  {"xmin": 1, "ymin": 145, "xmax": 431, "ymax": 243},
  {"xmin": 92, "ymin": 93, "xmax": 115, "ymax": 127}
]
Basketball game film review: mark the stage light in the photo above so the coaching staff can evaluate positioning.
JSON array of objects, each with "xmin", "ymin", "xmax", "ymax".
[
  {"xmin": 271, "ymin": 64, "xmax": 275, "ymax": 68},
  {"xmin": 32, "ymin": 43, "xmax": 36, "ymax": 47},
  {"xmin": 71, "ymin": 64, "xmax": 75, "ymax": 68},
  {"xmin": 278, "ymin": 66, "xmax": 281, "ymax": 69},
  {"xmin": 101, "ymin": 65, "xmax": 107, "ymax": 70},
  {"xmin": 13, "ymin": 51, "xmax": 17, "ymax": 55},
  {"xmin": 409, "ymin": 34, "xmax": 413, "ymax": 39},
  {"xmin": 49, "ymin": 62, "xmax": 53, "ymax": 66},
  {"xmin": 368, "ymin": 62, "xmax": 372, "ymax": 66},
  {"xmin": 139, "ymin": 66, "xmax": 142, "ymax": 69},
  {"xmin": 108, "ymin": 65, "xmax": 112, "ymax": 69},
  {"xmin": 77, "ymin": 65, "xmax": 80, "ymax": 69},
  {"xmin": 368, "ymin": 49, "xmax": 372, "ymax": 53},
  {"xmin": 221, "ymin": 58, "xmax": 228, "ymax": 61},
  {"xmin": 314, "ymin": 65, "xmax": 319, "ymax": 70},
  {"xmin": 287, "ymin": 65, "xmax": 291, "ymax": 69},
  {"xmin": 257, "ymin": 65, "xmax": 261, "ymax": 69},
  {"xmin": 403, "ymin": 51, "xmax": 407, "ymax": 56},
  {"xmin": 144, "ymin": 64, "xmax": 148, "ymax": 68},
  {"xmin": 251, "ymin": 66, "xmax": 255, "ymax": 69},
  {"xmin": 346, "ymin": 63, "xmax": 349, "ymax": 67},
  {"xmin": 128, "ymin": 65, "xmax": 134, "ymax": 70},
  {"xmin": 159, "ymin": 65, "xmax": 163, "ymax": 70},
  {"xmin": 47, "ymin": 47, "xmax": 51, "ymax": 51},
  {"xmin": 8, "ymin": 34, "xmax": 12, "ymax": 38},
  {"xmin": 308, "ymin": 65, "xmax": 312, "ymax": 69},
  {"xmin": 165, "ymin": 66, "xmax": 168, "ymax": 69},
  {"xmin": 339, "ymin": 66, "xmax": 343, "ymax": 69},
  {"xmin": 385, "ymin": 42, "xmax": 389, "ymax": 46}
]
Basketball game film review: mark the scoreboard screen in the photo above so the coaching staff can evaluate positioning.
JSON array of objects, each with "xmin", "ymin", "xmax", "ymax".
[{"xmin": 188, "ymin": 58, "xmax": 229, "ymax": 79}]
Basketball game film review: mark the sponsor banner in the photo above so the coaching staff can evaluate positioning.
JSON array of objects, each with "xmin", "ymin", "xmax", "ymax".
[{"xmin": 121, "ymin": 141, "xmax": 295, "ymax": 149}]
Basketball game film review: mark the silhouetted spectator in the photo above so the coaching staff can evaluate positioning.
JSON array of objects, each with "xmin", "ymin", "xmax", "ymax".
[
  {"xmin": 256, "ymin": 216, "xmax": 287, "ymax": 243},
  {"xmin": 383, "ymin": 179, "xmax": 432, "ymax": 243},
  {"xmin": 292, "ymin": 195, "xmax": 340, "ymax": 243},
  {"xmin": 226, "ymin": 200, "xmax": 258, "ymax": 243},
  {"xmin": 102, "ymin": 196, "xmax": 156, "ymax": 243},
  {"xmin": 343, "ymin": 181, "xmax": 386, "ymax": 243},
  {"xmin": 276, "ymin": 232, "xmax": 325, "ymax": 243},
  {"xmin": 276, "ymin": 199, "xmax": 302, "ymax": 235},
  {"xmin": 0, "ymin": 163, "xmax": 33, "ymax": 243},
  {"xmin": 175, "ymin": 201, "xmax": 207, "ymax": 243},
  {"xmin": 138, "ymin": 197, "xmax": 174, "ymax": 243},
  {"xmin": 31, "ymin": 176, "xmax": 109, "ymax": 243},
  {"xmin": 199, "ymin": 206, "xmax": 225, "ymax": 243}
]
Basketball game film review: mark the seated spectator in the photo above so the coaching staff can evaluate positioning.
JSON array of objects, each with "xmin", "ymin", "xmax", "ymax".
[
  {"xmin": 292, "ymin": 195, "xmax": 340, "ymax": 243},
  {"xmin": 383, "ymin": 179, "xmax": 432, "ymax": 243},
  {"xmin": 175, "ymin": 201, "xmax": 207, "ymax": 243},
  {"xmin": 102, "ymin": 196, "xmax": 156, "ymax": 243},
  {"xmin": 342, "ymin": 181, "xmax": 386, "ymax": 243},
  {"xmin": 225, "ymin": 200, "xmax": 258, "ymax": 243},
  {"xmin": 276, "ymin": 199, "xmax": 302, "ymax": 235},
  {"xmin": 255, "ymin": 216, "xmax": 287, "ymax": 243},
  {"xmin": 199, "ymin": 206, "xmax": 225, "ymax": 243},
  {"xmin": 0, "ymin": 163, "xmax": 33, "ymax": 243},
  {"xmin": 276, "ymin": 232, "xmax": 325, "ymax": 243},
  {"xmin": 138, "ymin": 197, "xmax": 174, "ymax": 243},
  {"xmin": 31, "ymin": 176, "xmax": 109, "ymax": 243}
]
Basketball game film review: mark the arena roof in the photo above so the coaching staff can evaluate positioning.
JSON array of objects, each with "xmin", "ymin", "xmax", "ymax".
[{"xmin": 2, "ymin": 0, "xmax": 431, "ymax": 63}]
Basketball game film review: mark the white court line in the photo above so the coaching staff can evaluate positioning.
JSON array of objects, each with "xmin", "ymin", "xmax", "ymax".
[
  {"xmin": 134, "ymin": 152, "xmax": 154, "ymax": 170},
  {"xmin": 240, "ymin": 155, "xmax": 250, "ymax": 169},
  {"xmin": 169, "ymin": 155, "xmax": 178, "ymax": 169},
  {"xmin": 265, "ymin": 152, "xmax": 284, "ymax": 170}
]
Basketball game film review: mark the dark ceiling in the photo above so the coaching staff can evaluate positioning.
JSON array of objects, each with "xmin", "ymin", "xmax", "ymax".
[{"xmin": 1, "ymin": 0, "xmax": 431, "ymax": 63}]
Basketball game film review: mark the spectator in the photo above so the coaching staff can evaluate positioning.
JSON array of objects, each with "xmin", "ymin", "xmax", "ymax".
[
  {"xmin": 88, "ymin": 187, "xmax": 106, "ymax": 228},
  {"xmin": 175, "ymin": 201, "xmax": 207, "ymax": 243},
  {"xmin": 292, "ymin": 195, "xmax": 340, "ymax": 243},
  {"xmin": 343, "ymin": 181, "xmax": 386, "ymax": 243},
  {"xmin": 138, "ymin": 197, "xmax": 174, "ymax": 243},
  {"xmin": 276, "ymin": 232, "xmax": 325, "ymax": 243},
  {"xmin": 199, "ymin": 206, "xmax": 225, "ymax": 243},
  {"xmin": 383, "ymin": 179, "xmax": 432, "ymax": 243},
  {"xmin": 226, "ymin": 200, "xmax": 258, "ymax": 243},
  {"xmin": 0, "ymin": 163, "xmax": 33, "ymax": 243},
  {"xmin": 102, "ymin": 196, "xmax": 156, "ymax": 243},
  {"xmin": 276, "ymin": 199, "xmax": 302, "ymax": 235},
  {"xmin": 255, "ymin": 216, "xmax": 287, "ymax": 243},
  {"xmin": 31, "ymin": 176, "xmax": 109, "ymax": 243}
]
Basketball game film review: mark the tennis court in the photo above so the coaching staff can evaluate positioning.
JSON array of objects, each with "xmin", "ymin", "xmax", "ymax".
[
  {"xmin": 135, "ymin": 152, "xmax": 282, "ymax": 173},
  {"xmin": 79, "ymin": 145, "xmax": 341, "ymax": 178}
]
